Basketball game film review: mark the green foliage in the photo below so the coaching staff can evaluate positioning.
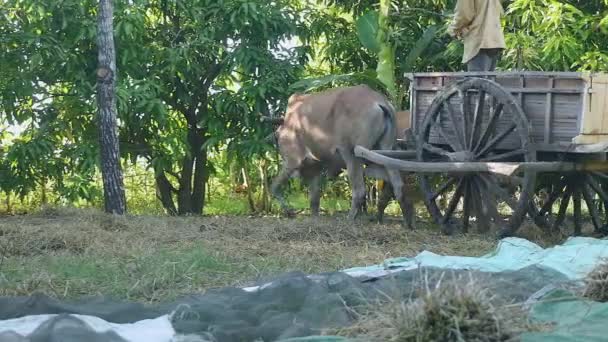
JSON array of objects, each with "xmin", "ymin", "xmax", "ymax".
[
  {"xmin": 2, "ymin": 0, "xmax": 608, "ymax": 215},
  {"xmin": 289, "ymin": 70, "xmax": 387, "ymax": 93},
  {"xmin": 504, "ymin": 0, "xmax": 608, "ymax": 71},
  {"xmin": 0, "ymin": 0, "xmax": 308, "ymax": 214},
  {"xmin": 356, "ymin": 11, "xmax": 381, "ymax": 53}
]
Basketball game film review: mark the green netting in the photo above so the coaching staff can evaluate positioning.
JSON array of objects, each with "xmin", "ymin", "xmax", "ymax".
[
  {"xmin": 522, "ymin": 289, "xmax": 608, "ymax": 342},
  {"xmin": 2, "ymin": 237, "xmax": 608, "ymax": 341}
]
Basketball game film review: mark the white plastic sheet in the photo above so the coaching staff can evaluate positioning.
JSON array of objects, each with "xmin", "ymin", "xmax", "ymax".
[{"xmin": 343, "ymin": 237, "xmax": 608, "ymax": 280}]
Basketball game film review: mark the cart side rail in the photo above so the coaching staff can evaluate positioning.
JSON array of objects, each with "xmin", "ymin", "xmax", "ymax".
[{"xmin": 406, "ymin": 71, "xmax": 608, "ymax": 152}]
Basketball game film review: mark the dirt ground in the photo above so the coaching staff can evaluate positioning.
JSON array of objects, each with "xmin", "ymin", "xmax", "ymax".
[{"xmin": 0, "ymin": 207, "xmax": 558, "ymax": 302}]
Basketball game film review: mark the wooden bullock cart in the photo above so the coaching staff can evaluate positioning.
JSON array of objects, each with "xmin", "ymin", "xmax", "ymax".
[{"xmin": 356, "ymin": 72, "xmax": 608, "ymax": 237}]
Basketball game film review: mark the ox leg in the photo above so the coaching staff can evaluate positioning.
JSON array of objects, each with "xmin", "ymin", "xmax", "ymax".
[
  {"xmin": 307, "ymin": 173, "xmax": 321, "ymax": 216},
  {"xmin": 387, "ymin": 169, "xmax": 415, "ymax": 230},
  {"xmin": 270, "ymin": 167, "xmax": 296, "ymax": 217},
  {"xmin": 377, "ymin": 181, "xmax": 393, "ymax": 224},
  {"xmin": 339, "ymin": 149, "xmax": 366, "ymax": 220}
]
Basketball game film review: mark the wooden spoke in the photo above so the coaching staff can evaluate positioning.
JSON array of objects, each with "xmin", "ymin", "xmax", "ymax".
[
  {"xmin": 442, "ymin": 103, "xmax": 466, "ymax": 149},
  {"xmin": 476, "ymin": 122, "xmax": 517, "ymax": 158},
  {"xmin": 422, "ymin": 143, "xmax": 452, "ymax": 157},
  {"xmin": 442, "ymin": 178, "xmax": 464, "ymax": 224},
  {"xmin": 468, "ymin": 179, "xmax": 482, "ymax": 230},
  {"xmin": 587, "ymin": 174, "xmax": 608, "ymax": 203},
  {"xmin": 478, "ymin": 177, "xmax": 501, "ymax": 221},
  {"xmin": 582, "ymin": 184, "xmax": 603, "ymax": 233},
  {"xmin": 573, "ymin": 189, "xmax": 582, "ymax": 236},
  {"xmin": 591, "ymin": 171, "xmax": 608, "ymax": 181},
  {"xmin": 477, "ymin": 175, "xmax": 512, "ymax": 230},
  {"xmin": 479, "ymin": 174, "xmax": 518, "ymax": 211},
  {"xmin": 462, "ymin": 178, "xmax": 472, "ymax": 233},
  {"xmin": 553, "ymin": 188, "xmax": 572, "ymax": 231},
  {"xmin": 432, "ymin": 118, "xmax": 463, "ymax": 152},
  {"xmin": 471, "ymin": 178, "xmax": 491, "ymax": 232},
  {"xmin": 539, "ymin": 184, "xmax": 564, "ymax": 216},
  {"xmin": 428, "ymin": 177, "xmax": 458, "ymax": 201},
  {"xmin": 474, "ymin": 103, "xmax": 503, "ymax": 153},
  {"xmin": 486, "ymin": 191, "xmax": 502, "ymax": 223},
  {"xmin": 479, "ymin": 149, "xmax": 525, "ymax": 162},
  {"xmin": 531, "ymin": 173, "xmax": 608, "ymax": 236},
  {"xmin": 469, "ymin": 90, "xmax": 486, "ymax": 150},
  {"xmin": 459, "ymin": 90, "xmax": 470, "ymax": 146}
]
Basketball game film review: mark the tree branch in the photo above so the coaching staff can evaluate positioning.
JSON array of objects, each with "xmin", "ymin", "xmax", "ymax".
[
  {"xmin": 394, "ymin": 7, "xmax": 449, "ymax": 18},
  {"xmin": 201, "ymin": 62, "xmax": 224, "ymax": 92}
]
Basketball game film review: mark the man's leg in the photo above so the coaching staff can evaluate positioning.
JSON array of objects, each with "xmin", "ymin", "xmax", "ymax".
[
  {"xmin": 467, "ymin": 49, "xmax": 502, "ymax": 72},
  {"xmin": 467, "ymin": 50, "xmax": 491, "ymax": 71},
  {"xmin": 487, "ymin": 48, "xmax": 502, "ymax": 71}
]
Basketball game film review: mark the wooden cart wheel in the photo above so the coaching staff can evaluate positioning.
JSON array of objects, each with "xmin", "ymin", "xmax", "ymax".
[
  {"xmin": 416, "ymin": 77, "xmax": 535, "ymax": 237},
  {"xmin": 532, "ymin": 171, "xmax": 608, "ymax": 236}
]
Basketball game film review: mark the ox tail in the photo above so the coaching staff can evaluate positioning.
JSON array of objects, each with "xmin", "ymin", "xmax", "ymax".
[{"xmin": 373, "ymin": 103, "xmax": 397, "ymax": 150}]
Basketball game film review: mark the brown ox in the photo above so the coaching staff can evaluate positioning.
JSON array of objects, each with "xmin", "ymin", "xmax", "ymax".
[{"xmin": 271, "ymin": 85, "xmax": 415, "ymax": 228}]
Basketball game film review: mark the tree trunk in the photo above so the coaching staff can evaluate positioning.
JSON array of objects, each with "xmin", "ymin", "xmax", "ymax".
[
  {"xmin": 96, "ymin": 0, "xmax": 127, "ymax": 215},
  {"xmin": 241, "ymin": 166, "xmax": 256, "ymax": 213},
  {"xmin": 171, "ymin": 126, "xmax": 207, "ymax": 215},
  {"xmin": 191, "ymin": 148, "xmax": 208, "ymax": 214},
  {"xmin": 258, "ymin": 160, "xmax": 271, "ymax": 213},
  {"xmin": 156, "ymin": 174, "xmax": 178, "ymax": 215},
  {"xmin": 5, "ymin": 191, "xmax": 11, "ymax": 213},
  {"xmin": 40, "ymin": 177, "xmax": 47, "ymax": 205},
  {"xmin": 177, "ymin": 153, "xmax": 194, "ymax": 214}
]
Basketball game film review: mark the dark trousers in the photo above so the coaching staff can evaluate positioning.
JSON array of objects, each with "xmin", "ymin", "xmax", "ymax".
[{"xmin": 467, "ymin": 48, "xmax": 502, "ymax": 71}]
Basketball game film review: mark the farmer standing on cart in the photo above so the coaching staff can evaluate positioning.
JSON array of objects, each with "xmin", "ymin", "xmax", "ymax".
[{"xmin": 448, "ymin": 0, "xmax": 506, "ymax": 71}]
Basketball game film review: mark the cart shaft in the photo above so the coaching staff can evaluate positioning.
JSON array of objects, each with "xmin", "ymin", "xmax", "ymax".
[{"xmin": 356, "ymin": 146, "xmax": 608, "ymax": 176}]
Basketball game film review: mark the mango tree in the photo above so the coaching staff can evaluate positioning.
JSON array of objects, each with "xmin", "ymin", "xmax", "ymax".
[{"xmin": 0, "ymin": 0, "xmax": 308, "ymax": 215}]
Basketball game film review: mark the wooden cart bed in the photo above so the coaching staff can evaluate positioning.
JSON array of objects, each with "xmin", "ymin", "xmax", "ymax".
[{"xmin": 407, "ymin": 72, "xmax": 608, "ymax": 152}]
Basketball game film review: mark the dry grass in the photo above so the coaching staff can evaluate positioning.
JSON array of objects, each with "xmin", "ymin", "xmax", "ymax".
[
  {"xmin": 0, "ymin": 206, "xmax": 553, "ymax": 303},
  {"xmin": 512, "ymin": 221, "xmax": 571, "ymax": 248},
  {"xmin": 583, "ymin": 259, "xmax": 608, "ymax": 302},
  {"xmin": 331, "ymin": 272, "xmax": 533, "ymax": 342}
]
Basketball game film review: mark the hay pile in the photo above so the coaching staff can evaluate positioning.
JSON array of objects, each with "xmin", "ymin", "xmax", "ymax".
[
  {"xmin": 583, "ymin": 259, "xmax": 608, "ymax": 302},
  {"xmin": 336, "ymin": 273, "xmax": 525, "ymax": 342}
]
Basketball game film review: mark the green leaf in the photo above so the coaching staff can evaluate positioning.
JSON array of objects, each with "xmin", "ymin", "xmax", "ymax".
[
  {"xmin": 125, "ymin": 22, "xmax": 133, "ymax": 36},
  {"xmin": 289, "ymin": 70, "xmax": 385, "ymax": 94},
  {"xmin": 355, "ymin": 11, "xmax": 381, "ymax": 53},
  {"xmin": 401, "ymin": 25, "xmax": 440, "ymax": 72}
]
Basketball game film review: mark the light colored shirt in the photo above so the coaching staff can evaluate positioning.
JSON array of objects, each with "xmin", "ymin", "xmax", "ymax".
[{"xmin": 448, "ymin": 0, "xmax": 507, "ymax": 63}]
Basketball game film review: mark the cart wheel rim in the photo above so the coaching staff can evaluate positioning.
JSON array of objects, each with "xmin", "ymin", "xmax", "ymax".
[{"xmin": 415, "ymin": 77, "xmax": 535, "ymax": 236}]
